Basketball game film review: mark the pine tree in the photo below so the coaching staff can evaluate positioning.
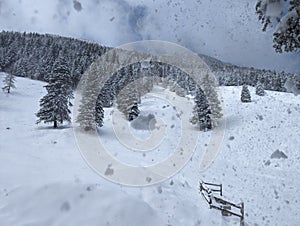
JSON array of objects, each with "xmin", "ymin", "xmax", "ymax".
[
  {"xmin": 241, "ymin": 85, "xmax": 252, "ymax": 103},
  {"xmin": 190, "ymin": 88, "xmax": 212, "ymax": 131},
  {"xmin": 36, "ymin": 56, "xmax": 73, "ymax": 128},
  {"xmin": 200, "ymin": 73, "xmax": 222, "ymax": 127},
  {"xmin": 255, "ymin": 81, "xmax": 265, "ymax": 96},
  {"xmin": 100, "ymin": 82, "xmax": 116, "ymax": 108},
  {"xmin": 169, "ymin": 80, "xmax": 186, "ymax": 97},
  {"xmin": 76, "ymin": 66, "xmax": 101, "ymax": 131},
  {"xmin": 114, "ymin": 65, "xmax": 141, "ymax": 121},
  {"xmin": 116, "ymin": 81, "xmax": 140, "ymax": 121},
  {"xmin": 2, "ymin": 73, "xmax": 16, "ymax": 93},
  {"xmin": 256, "ymin": 0, "xmax": 300, "ymax": 53},
  {"xmin": 128, "ymin": 103, "xmax": 140, "ymax": 121},
  {"xmin": 95, "ymin": 93, "xmax": 105, "ymax": 127}
]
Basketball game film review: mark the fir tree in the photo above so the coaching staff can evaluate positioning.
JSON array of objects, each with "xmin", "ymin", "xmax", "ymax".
[
  {"xmin": 95, "ymin": 93, "xmax": 105, "ymax": 127},
  {"xmin": 114, "ymin": 65, "xmax": 141, "ymax": 120},
  {"xmin": 169, "ymin": 80, "xmax": 186, "ymax": 97},
  {"xmin": 2, "ymin": 73, "xmax": 16, "ymax": 93},
  {"xmin": 255, "ymin": 81, "xmax": 265, "ymax": 96},
  {"xmin": 128, "ymin": 103, "xmax": 140, "ymax": 121},
  {"xmin": 76, "ymin": 66, "xmax": 101, "ymax": 131},
  {"xmin": 241, "ymin": 85, "xmax": 252, "ymax": 103},
  {"xmin": 116, "ymin": 82, "xmax": 140, "ymax": 121},
  {"xmin": 190, "ymin": 88, "xmax": 212, "ymax": 131},
  {"xmin": 36, "ymin": 56, "xmax": 73, "ymax": 128},
  {"xmin": 99, "ymin": 83, "xmax": 116, "ymax": 108},
  {"xmin": 200, "ymin": 73, "xmax": 222, "ymax": 127},
  {"xmin": 256, "ymin": 0, "xmax": 300, "ymax": 53}
]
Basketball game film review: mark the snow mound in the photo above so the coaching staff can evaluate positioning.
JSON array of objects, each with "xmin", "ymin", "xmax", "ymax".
[
  {"xmin": 130, "ymin": 113, "xmax": 157, "ymax": 131},
  {"xmin": 0, "ymin": 183, "xmax": 163, "ymax": 226}
]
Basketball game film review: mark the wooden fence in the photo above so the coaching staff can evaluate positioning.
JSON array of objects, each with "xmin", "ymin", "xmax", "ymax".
[{"xmin": 199, "ymin": 181, "xmax": 245, "ymax": 226}]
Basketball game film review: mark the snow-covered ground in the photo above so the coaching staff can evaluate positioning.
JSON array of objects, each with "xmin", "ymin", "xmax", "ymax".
[{"xmin": 0, "ymin": 73, "xmax": 300, "ymax": 226}]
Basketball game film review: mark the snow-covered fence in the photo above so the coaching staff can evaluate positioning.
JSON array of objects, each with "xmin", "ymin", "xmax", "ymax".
[
  {"xmin": 199, "ymin": 181, "xmax": 244, "ymax": 226},
  {"xmin": 199, "ymin": 181, "xmax": 222, "ymax": 204}
]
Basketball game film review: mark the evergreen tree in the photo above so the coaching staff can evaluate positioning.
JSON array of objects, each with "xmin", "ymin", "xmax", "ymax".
[
  {"xmin": 99, "ymin": 83, "xmax": 116, "ymax": 108},
  {"xmin": 116, "ymin": 82, "xmax": 140, "ymax": 121},
  {"xmin": 95, "ymin": 93, "xmax": 105, "ymax": 127},
  {"xmin": 256, "ymin": 0, "xmax": 300, "ymax": 53},
  {"xmin": 128, "ymin": 103, "xmax": 140, "ymax": 121},
  {"xmin": 200, "ymin": 73, "xmax": 223, "ymax": 127},
  {"xmin": 190, "ymin": 88, "xmax": 212, "ymax": 131},
  {"xmin": 255, "ymin": 81, "xmax": 266, "ymax": 96},
  {"xmin": 36, "ymin": 56, "xmax": 73, "ymax": 128},
  {"xmin": 76, "ymin": 66, "xmax": 101, "ymax": 131},
  {"xmin": 2, "ymin": 73, "xmax": 16, "ymax": 93},
  {"xmin": 114, "ymin": 65, "xmax": 141, "ymax": 121},
  {"xmin": 241, "ymin": 85, "xmax": 252, "ymax": 103}
]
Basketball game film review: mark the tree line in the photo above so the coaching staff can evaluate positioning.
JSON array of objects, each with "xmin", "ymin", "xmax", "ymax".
[{"xmin": 0, "ymin": 31, "xmax": 298, "ymax": 93}]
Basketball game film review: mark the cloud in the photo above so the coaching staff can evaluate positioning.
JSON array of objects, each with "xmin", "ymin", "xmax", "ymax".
[{"xmin": 0, "ymin": 0, "xmax": 298, "ymax": 73}]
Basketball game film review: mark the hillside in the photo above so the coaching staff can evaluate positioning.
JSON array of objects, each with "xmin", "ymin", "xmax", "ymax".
[
  {"xmin": 0, "ymin": 73, "xmax": 299, "ymax": 225},
  {"xmin": 1, "ymin": 31, "xmax": 299, "ymax": 93}
]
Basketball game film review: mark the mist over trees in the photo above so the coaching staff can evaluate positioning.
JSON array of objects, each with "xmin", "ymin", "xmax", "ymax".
[{"xmin": 0, "ymin": 31, "xmax": 298, "ymax": 94}]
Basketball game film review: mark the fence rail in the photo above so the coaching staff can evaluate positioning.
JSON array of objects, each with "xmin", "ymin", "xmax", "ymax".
[{"xmin": 199, "ymin": 180, "xmax": 245, "ymax": 226}]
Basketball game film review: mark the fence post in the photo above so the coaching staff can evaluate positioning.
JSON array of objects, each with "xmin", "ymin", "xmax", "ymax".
[
  {"xmin": 220, "ymin": 184, "xmax": 223, "ymax": 196},
  {"xmin": 240, "ymin": 202, "xmax": 244, "ymax": 226}
]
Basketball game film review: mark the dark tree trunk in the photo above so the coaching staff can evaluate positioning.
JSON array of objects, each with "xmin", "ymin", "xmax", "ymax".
[{"xmin": 54, "ymin": 120, "xmax": 57, "ymax": 128}]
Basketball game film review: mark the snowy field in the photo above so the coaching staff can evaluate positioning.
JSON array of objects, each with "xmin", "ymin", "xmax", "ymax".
[{"xmin": 0, "ymin": 73, "xmax": 300, "ymax": 226}]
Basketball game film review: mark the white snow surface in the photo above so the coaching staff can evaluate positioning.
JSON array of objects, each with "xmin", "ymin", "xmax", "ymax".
[{"xmin": 1, "ymin": 73, "xmax": 300, "ymax": 226}]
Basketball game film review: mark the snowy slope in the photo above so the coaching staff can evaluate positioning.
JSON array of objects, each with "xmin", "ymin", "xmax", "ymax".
[{"xmin": 0, "ymin": 73, "xmax": 300, "ymax": 226}]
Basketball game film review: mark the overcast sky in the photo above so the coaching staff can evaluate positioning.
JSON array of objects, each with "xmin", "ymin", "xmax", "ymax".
[{"xmin": 0, "ymin": 0, "xmax": 298, "ymax": 73}]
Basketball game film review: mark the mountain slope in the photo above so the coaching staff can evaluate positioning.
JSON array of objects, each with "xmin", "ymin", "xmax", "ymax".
[
  {"xmin": 1, "ymin": 31, "xmax": 298, "ymax": 93},
  {"xmin": 0, "ymin": 73, "xmax": 300, "ymax": 225}
]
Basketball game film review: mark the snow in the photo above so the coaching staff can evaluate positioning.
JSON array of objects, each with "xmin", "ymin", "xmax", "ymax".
[
  {"xmin": 1, "ymin": 73, "xmax": 300, "ymax": 225},
  {"xmin": 130, "ymin": 113, "xmax": 156, "ymax": 131}
]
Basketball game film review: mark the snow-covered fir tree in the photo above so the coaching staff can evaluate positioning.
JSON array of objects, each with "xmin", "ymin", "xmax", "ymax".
[
  {"xmin": 2, "ymin": 73, "xmax": 16, "ymax": 93},
  {"xmin": 241, "ymin": 85, "xmax": 252, "ymax": 103},
  {"xmin": 139, "ymin": 77, "xmax": 154, "ymax": 97},
  {"xmin": 76, "ymin": 65, "xmax": 101, "ymax": 131},
  {"xmin": 284, "ymin": 74, "xmax": 300, "ymax": 96},
  {"xmin": 256, "ymin": 0, "xmax": 300, "ymax": 53},
  {"xmin": 190, "ymin": 88, "xmax": 212, "ymax": 131},
  {"xmin": 114, "ymin": 64, "xmax": 142, "ymax": 121},
  {"xmin": 116, "ymin": 81, "xmax": 140, "ymax": 121},
  {"xmin": 256, "ymin": 81, "xmax": 266, "ymax": 96},
  {"xmin": 36, "ymin": 56, "xmax": 73, "ymax": 128},
  {"xmin": 169, "ymin": 80, "xmax": 186, "ymax": 97},
  {"xmin": 95, "ymin": 93, "xmax": 105, "ymax": 127},
  {"xmin": 128, "ymin": 103, "xmax": 140, "ymax": 121},
  {"xmin": 200, "ymin": 73, "xmax": 222, "ymax": 127},
  {"xmin": 100, "ymin": 83, "xmax": 116, "ymax": 108},
  {"xmin": 138, "ymin": 62, "xmax": 154, "ymax": 97}
]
